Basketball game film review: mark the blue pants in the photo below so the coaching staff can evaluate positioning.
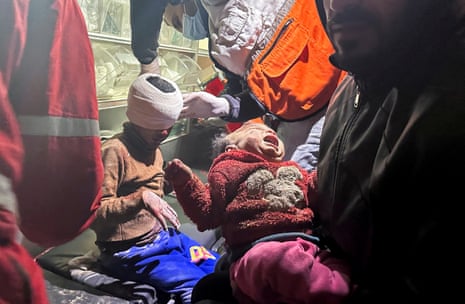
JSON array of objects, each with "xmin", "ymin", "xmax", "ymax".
[{"xmin": 100, "ymin": 228, "xmax": 219, "ymax": 304}]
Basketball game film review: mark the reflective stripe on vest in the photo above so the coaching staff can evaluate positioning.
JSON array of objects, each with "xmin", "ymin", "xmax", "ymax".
[{"xmin": 18, "ymin": 115, "xmax": 99, "ymax": 137}]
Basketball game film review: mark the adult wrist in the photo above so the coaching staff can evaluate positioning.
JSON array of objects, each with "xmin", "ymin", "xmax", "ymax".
[
  {"xmin": 220, "ymin": 94, "xmax": 240, "ymax": 121},
  {"xmin": 140, "ymin": 58, "xmax": 160, "ymax": 75}
]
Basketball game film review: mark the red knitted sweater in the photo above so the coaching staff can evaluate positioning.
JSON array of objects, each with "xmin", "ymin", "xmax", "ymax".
[{"xmin": 172, "ymin": 150, "xmax": 316, "ymax": 248}]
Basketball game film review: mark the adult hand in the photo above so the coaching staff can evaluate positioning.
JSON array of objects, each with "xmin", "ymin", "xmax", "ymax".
[
  {"xmin": 164, "ymin": 158, "xmax": 193, "ymax": 186},
  {"xmin": 180, "ymin": 91, "xmax": 230, "ymax": 118},
  {"xmin": 140, "ymin": 57, "xmax": 161, "ymax": 75},
  {"xmin": 142, "ymin": 191, "xmax": 180, "ymax": 230}
]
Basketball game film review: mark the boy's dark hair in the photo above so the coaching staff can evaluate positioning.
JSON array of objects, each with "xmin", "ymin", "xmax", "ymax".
[{"xmin": 146, "ymin": 75, "xmax": 176, "ymax": 93}]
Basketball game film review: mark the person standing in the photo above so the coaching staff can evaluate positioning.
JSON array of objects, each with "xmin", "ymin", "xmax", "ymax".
[
  {"xmin": 0, "ymin": 0, "xmax": 103, "ymax": 302},
  {"xmin": 231, "ymin": 0, "xmax": 465, "ymax": 303}
]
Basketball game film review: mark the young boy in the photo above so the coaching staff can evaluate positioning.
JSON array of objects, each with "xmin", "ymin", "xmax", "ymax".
[
  {"xmin": 91, "ymin": 73, "xmax": 219, "ymax": 304},
  {"xmin": 164, "ymin": 121, "xmax": 351, "ymax": 303}
]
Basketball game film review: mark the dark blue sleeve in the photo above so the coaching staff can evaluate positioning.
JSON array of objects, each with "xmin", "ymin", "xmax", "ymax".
[
  {"xmin": 221, "ymin": 91, "xmax": 268, "ymax": 122},
  {"xmin": 215, "ymin": 70, "xmax": 267, "ymax": 122},
  {"xmin": 130, "ymin": 0, "xmax": 168, "ymax": 64}
]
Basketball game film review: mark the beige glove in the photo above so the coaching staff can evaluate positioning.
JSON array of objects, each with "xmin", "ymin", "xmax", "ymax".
[{"xmin": 180, "ymin": 91, "xmax": 230, "ymax": 118}]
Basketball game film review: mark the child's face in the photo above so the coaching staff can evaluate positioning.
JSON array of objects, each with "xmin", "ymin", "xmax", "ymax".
[
  {"xmin": 228, "ymin": 123, "xmax": 285, "ymax": 162},
  {"xmin": 134, "ymin": 123, "xmax": 172, "ymax": 150}
]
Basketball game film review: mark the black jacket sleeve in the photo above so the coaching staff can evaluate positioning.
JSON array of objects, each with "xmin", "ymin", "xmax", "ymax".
[
  {"xmin": 130, "ymin": 0, "xmax": 169, "ymax": 64},
  {"xmin": 219, "ymin": 72, "xmax": 268, "ymax": 122},
  {"xmin": 221, "ymin": 91, "xmax": 268, "ymax": 122}
]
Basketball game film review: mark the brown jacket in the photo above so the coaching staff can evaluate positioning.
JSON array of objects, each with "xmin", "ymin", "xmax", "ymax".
[{"xmin": 92, "ymin": 127, "xmax": 164, "ymax": 248}]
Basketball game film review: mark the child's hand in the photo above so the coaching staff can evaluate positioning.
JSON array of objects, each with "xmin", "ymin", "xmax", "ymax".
[
  {"xmin": 142, "ymin": 191, "xmax": 180, "ymax": 230},
  {"xmin": 164, "ymin": 158, "xmax": 193, "ymax": 186}
]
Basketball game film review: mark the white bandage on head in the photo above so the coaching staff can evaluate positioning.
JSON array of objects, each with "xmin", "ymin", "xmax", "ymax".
[{"xmin": 126, "ymin": 73, "xmax": 183, "ymax": 130}]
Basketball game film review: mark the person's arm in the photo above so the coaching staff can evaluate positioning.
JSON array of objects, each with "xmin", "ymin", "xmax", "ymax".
[
  {"xmin": 217, "ymin": 70, "xmax": 268, "ymax": 121},
  {"xmin": 221, "ymin": 91, "xmax": 267, "ymax": 122},
  {"xmin": 96, "ymin": 145, "xmax": 155, "ymax": 224},
  {"xmin": 164, "ymin": 159, "xmax": 223, "ymax": 230},
  {"xmin": 179, "ymin": 89, "xmax": 267, "ymax": 122},
  {"xmin": 96, "ymin": 144, "xmax": 181, "ymax": 228},
  {"xmin": 306, "ymin": 168, "xmax": 318, "ymax": 201},
  {"xmin": 130, "ymin": 0, "xmax": 168, "ymax": 65},
  {"xmin": 10, "ymin": 0, "xmax": 103, "ymax": 247},
  {"xmin": 142, "ymin": 190, "xmax": 180, "ymax": 230}
]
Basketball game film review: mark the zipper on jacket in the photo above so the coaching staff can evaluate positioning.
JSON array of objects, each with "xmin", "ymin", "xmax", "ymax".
[
  {"xmin": 331, "ymin": 85, "xmax": 361, "ymax": 202},
  {"xmin": 258, "ymin": 19, "xmax": 294, "ymax": 64},
  {"xmin": 354, "ymin": 87, "xmax": 360, "ymax": 108}
]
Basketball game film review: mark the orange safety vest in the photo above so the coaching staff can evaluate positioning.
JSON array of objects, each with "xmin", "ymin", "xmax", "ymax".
[
  {"xmin": 1, "ymin": 0, "xmax": 103, "ymax": 247},
  {"xmin": 247, "ymin": 0, "xmax": 346, "ymax": 121}
]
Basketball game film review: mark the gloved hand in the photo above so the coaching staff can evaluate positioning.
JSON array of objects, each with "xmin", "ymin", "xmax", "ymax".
[
  {"xmin": 164, "ymin": 158, "xmax": 193, "ymax": 187},
  {"xmin": 180, "ymin": 91, "xmax": 230, "ymax": 118},
  {"xmin": 142, "ymin": 191, "xmax": 180, "ymax": 230}
]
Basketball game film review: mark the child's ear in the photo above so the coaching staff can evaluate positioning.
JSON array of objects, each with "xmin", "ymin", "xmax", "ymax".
[{"xmin": 225, "ymin": 144, "xmax": 238, "ymax": 152}]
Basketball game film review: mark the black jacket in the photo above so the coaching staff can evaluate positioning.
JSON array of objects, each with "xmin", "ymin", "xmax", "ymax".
[{"xmin": 314, "ymin": 0, "xmax": 465, "ymax": 302}]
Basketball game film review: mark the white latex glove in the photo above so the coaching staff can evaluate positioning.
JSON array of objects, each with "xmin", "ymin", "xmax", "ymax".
[
  {"xmin": 180, "ymin": 91, "xmax": 230, "ymax": 118},
  {"xmin": 142, "ymin": 190, "xmax": 181, "ymax": 230}
]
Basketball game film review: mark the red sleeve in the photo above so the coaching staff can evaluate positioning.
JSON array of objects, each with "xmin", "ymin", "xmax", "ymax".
[
  {"xmin": 307, "ymin": 169, "xmax": 318, "ymax": 201},
  {"xmin": 11, "ymin": 0, "xmax": 103, "ymax": 247},
  {"xmin": 173, "ymin": 174, "xmax": 223, "ymax": 231}
]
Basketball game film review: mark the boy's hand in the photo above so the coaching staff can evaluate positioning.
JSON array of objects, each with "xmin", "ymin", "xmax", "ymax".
[
  {"xmin": 164, "ymin": 159, "xmax": 193, "ymax": 186},
  {"xmin": 142, "ymin": 191, "xmax": 180, "ymax": 230}
]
